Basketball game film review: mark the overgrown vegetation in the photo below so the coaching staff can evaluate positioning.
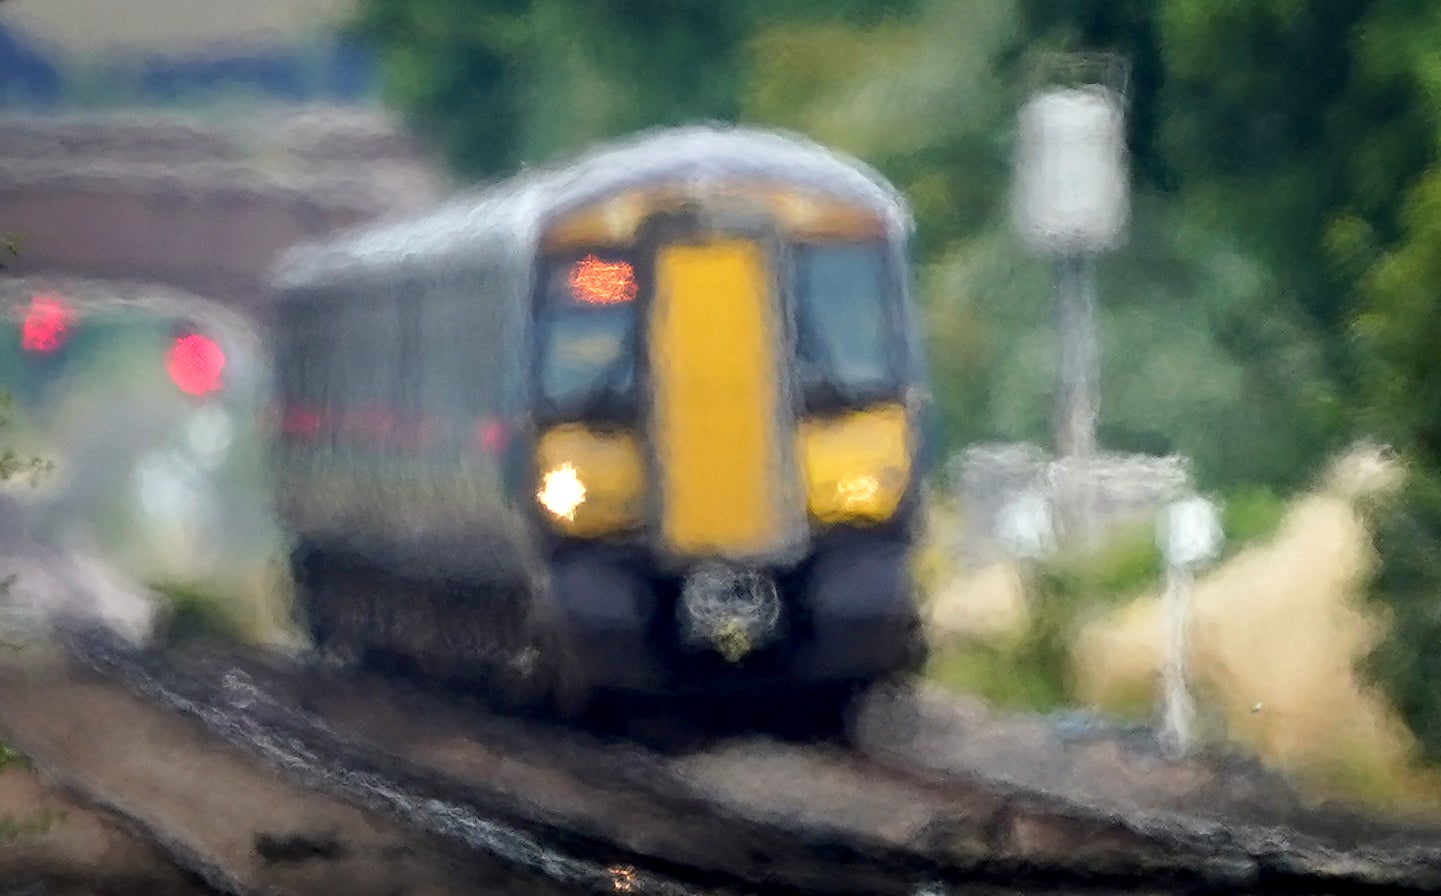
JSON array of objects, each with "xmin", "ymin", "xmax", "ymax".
[
  {"xmin": 0, "ymin": 232, "xmax": 64, "ymax": 841},
  {"xmin": 928, "ymin": 527, "xmax": 1162, "ymax": 713},
  {"xmin": 0, "ymin": 394, "xmax": 58, "ymax": 843},
  {"xmin": 0, "ymin": 729, "xmax": 66, "ymax": 844},
  {"xmin": 149, "ymin": 580, "xmax": 254, "ymax": 644}
]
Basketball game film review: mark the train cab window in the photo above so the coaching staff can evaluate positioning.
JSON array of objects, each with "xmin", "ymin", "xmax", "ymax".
[
  {"xmin": 535, "ymin": 253, "xmax": 638, "ymax": 416},
  {"xmin": 790, "ymin": 241, "xmax": 899, "ymax": 403}
]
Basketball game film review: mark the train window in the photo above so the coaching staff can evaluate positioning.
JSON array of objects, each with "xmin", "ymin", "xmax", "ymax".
[
  {"xmin": 339, "ymin": 302, "xmax": 395, "ymax": 409},
  {"xmin": 790, "ymin": 242, "xmax": 899, "ymax": 400},
  {"xmin": 277, "ymin": 301, "xmax": 336, "ymax": 448},
  {"xmin": 535, "ymin": 254, "xmax": 638, "ymax": 414}
]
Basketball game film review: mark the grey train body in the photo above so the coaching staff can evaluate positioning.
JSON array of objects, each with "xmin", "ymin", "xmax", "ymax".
[{"xmin": 268, "ymin": 125, "xmax": 930, "ymax": 708}]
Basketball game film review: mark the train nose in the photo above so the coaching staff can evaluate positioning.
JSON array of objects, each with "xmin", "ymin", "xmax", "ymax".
[{"xmin": 677, "ymin": 563, "xmax": 782, "ymax": 662}]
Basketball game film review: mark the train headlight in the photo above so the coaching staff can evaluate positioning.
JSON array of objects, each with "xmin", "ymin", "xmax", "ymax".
[
  {"xmin": 534, "ymin": 424, "xmax": 645, "ymax": 536},
  {"xmin": 798, "ymin": 403, "xmax": 911, "ymax": 524},
  {"xmin": 537, "ymin": 462, "xmax": 587, "ymax": 521}
]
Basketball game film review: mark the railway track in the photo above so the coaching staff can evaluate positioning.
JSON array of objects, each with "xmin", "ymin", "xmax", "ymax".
[{"xmin": 3, "ymin": 616, "xmax": 1440, "ymax": 894}]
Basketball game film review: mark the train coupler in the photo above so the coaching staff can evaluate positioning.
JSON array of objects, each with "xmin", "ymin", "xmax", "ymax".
[{"xmin": 677, "ymin": 564, "xmax": 781, "ymax": 662}]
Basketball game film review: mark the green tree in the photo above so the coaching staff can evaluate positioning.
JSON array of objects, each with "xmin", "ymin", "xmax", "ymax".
[
  {"xmin": 1105, "ymin": 0, "xmax": 1441, "ymax": 758},
  {"xmin": 1342, "ymin": 4, "xmax": 1441, "ymax": 763},
  {"xmin": 743, "ymin": 0, "xmax": 1338, "ymax": 484},
  {"xmin": 352, "ymin": 0, "xmax": 919, "ymax": 177}
]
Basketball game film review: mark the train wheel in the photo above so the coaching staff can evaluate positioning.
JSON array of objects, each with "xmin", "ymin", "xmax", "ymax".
[
  {"xmin": 534, "ymin": 625, "xmax": 595, "ymax": 722},
  {"xmin": 485, "ymin": 612, "xmax": 549, "ymax": 714},
  {"xmin": 780, "ymin": 682, "xmax": 861, "ymax": 739},
  {"xmin": 897, "ymin": 611, "xmax": 930, "ymax": 678},
  {"xmin": 293, "ymin": 546, "xmax": 364, "ymax": 673}
]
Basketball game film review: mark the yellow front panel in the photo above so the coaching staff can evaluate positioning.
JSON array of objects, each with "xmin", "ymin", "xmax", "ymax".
[
  {"xmin": 798, "ymin": 403, "xmax": 912, "ymax": 524},
  {"xmin": 651, "ymin": 240, "xmax": 782, "ymax": 556}
]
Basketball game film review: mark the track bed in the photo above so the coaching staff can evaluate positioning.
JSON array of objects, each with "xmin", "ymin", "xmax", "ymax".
[{"xmin": 3, "ymin": 629, "xmax": 1433, "ymax": 896}]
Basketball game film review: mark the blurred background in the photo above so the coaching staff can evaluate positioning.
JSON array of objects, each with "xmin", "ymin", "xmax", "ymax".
[{"xmin": 5, "ymin": 0, "xmax": 1441, "ymax": 812}]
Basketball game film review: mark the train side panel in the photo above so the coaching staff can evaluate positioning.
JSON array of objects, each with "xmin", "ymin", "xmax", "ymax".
[{"xmin": 273, "ymin": 256, "xmax": 537, "ymax": 588}]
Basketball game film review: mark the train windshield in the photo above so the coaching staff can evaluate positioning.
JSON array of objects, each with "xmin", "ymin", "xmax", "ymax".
[
  {"xmin": 791, "ymin": 242, "xmax": 899, "ymax": 401},
  {"xmin": 535, "ymin": 253, "xmax": 638, "ymax": 414}
]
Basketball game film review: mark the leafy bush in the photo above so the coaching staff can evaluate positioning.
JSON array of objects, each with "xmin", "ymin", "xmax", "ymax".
[
  {"xmin": 0, "ymin": 386, "xmax": 62, "ymax": 842},
  {"xmin": 149, "ymin": 580, "xmax": 252, "ymax": 644},
  {"xmin": 1220, "ymin": 485, "xmax": 1287, "ymax": 547},
  {"xmin": 1362, "ymin": 465, "xmax": 1441, "ymax": 763},
  {"xmin": 928, "ymin": 526, "xmax": 1163, "ymax": 712}
]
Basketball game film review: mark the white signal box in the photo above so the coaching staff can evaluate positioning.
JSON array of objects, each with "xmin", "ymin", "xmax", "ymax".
[{"xmin": 1013, "ymin": 86, "xmax": 1130, "ymax": 256}]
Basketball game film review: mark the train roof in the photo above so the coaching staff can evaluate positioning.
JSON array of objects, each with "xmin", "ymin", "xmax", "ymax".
[{"xmin": 271, "ymin": 124, "xmax": 912, "ymax": 293}]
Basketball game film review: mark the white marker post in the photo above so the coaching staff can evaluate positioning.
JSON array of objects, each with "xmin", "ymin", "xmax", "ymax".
[
  {"xmin": 1155, "ymin": 495, "xmax": 1223, "ymax": 757},
  {"xmin": 997, "ymin": 487, "xmax": 1054, "ymax": 622},
  {"xmin": 997, "ymin": 487, "xmax": 1055, "ymax": 562}
]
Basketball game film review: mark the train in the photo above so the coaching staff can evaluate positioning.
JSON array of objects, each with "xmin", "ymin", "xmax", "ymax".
[
  {"xmin": 267, "ymin": 125, "xmax": 931, "ymax": 713},
  {"xmin": 0, "ymin": 278, "xmax": 280, "ymax": 626}
]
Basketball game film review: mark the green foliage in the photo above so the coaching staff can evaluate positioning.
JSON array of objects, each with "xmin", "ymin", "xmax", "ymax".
[
  {"xmin": 1055, "ymin": 525, "xmax": 1164, "ymax": 597},
  {"xmin": 149, "ymin": 580, "xmax": 251, "ymax": 644},
  {"xmin": 930, "ymin": 529, "xmax": 1161, "ymax": 712},
  {"xmin": 355, "ymin": 0, "xmax": 779, "ymax": 176},
  {"xmin": 0, "ymin": 809, "xmax": 66, "ymax": 846},
  {"xmin": 1221, "ymin": 485, "xmax": 1287, "ymax": 547},
  {"xmin": 0, "ymin": 742, "xmax": 23, "ymax": 771},
  {"xmin": 1363, "ymin": 468, "xmax": 1441, "ymax": 764},
  {"xmin": 0, "ymin": 375, "xmax": 50, "ymax": 841},
  {"xmin": 928, "ymin": 638, "xmax": 1070, "ymax": 711},
  {"xmin": 920, "ymin": 193, "xmax": 1339, "ymax": 487},
  {"xmin": 0, "ymin": 742, "xmax": 66, "ymax": 845},
  {"xmin": 1330, "ymin": 5, "xmax": 1441, "ymax": 765},
  {"xmin": 744, "ymin": 0, "xmax": 1021, "ymax": 256},
  {"xmin": 0, "ymin": 394, "xmax": 52, "ymax": 487},
  {"xmin": 351, "ymin": 0, "xmax": 925, "ymax": 177}
]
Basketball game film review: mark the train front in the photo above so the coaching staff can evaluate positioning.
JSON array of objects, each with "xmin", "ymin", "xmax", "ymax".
[{"xmin": 526, "ymin": 173, "xmax": 927, "ymax": 699}]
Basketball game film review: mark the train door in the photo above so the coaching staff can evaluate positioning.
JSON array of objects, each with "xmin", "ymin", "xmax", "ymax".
[{"xmin": 647, "ymin": 237, "xmax": 801, "ymax": 560}]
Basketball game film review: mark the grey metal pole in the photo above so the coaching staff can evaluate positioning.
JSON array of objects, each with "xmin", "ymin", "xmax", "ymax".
[
  {"xmin": 1053, "ymin": 254, "xmax": 1100, "ymax": 544},
  {"xmin": 1156, "ymin": 495, "xmax": 1221, "ymax": 758},
  {"xmin": 1054, "ymin": 253, "xmax": 1099, "ymax": 460},
  {"xmin": 1160, "ymin": 560, "xmax": 1197, "ymax": 757}
]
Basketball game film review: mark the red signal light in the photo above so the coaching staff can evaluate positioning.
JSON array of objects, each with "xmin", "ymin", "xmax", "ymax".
[
  {"xmin": 167, "ymin": 333, "xmax": 225, "ymax": 396},
  {"xmin": 21, "ymin": 293, "xmax": 77, "ymax": 353},
  {"xmin": 568, "ymin": 255, "xmax": 637, "ymax": 306}
]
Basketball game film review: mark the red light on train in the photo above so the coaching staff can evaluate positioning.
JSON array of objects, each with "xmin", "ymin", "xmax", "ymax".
[
  {"xmin": 474, "ymin": 417, "xmax": 508, "ymax": 455},
  {"xmin": 281, "ymin": 406, "xmax": 322, "ymax": 439},
  {"xmin": 568, "ymin": 255, "xmax": 637, "ymax": 305},
  {"xmin": 166, "ymin": 333, "xmax": 226, "ymax": 396},
  {"xmin": 21, "ymin": 293, "xmax": 76, "ymax": 353}
]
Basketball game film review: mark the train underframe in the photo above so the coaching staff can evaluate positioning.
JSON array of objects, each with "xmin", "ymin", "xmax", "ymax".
[
  {"xmin": 293, "ymin": 525, "xmax": 927, "ymax": 716},
  {"xmin": 541, "ymin": 528, "xmax": 926, "ymax": 703}
]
